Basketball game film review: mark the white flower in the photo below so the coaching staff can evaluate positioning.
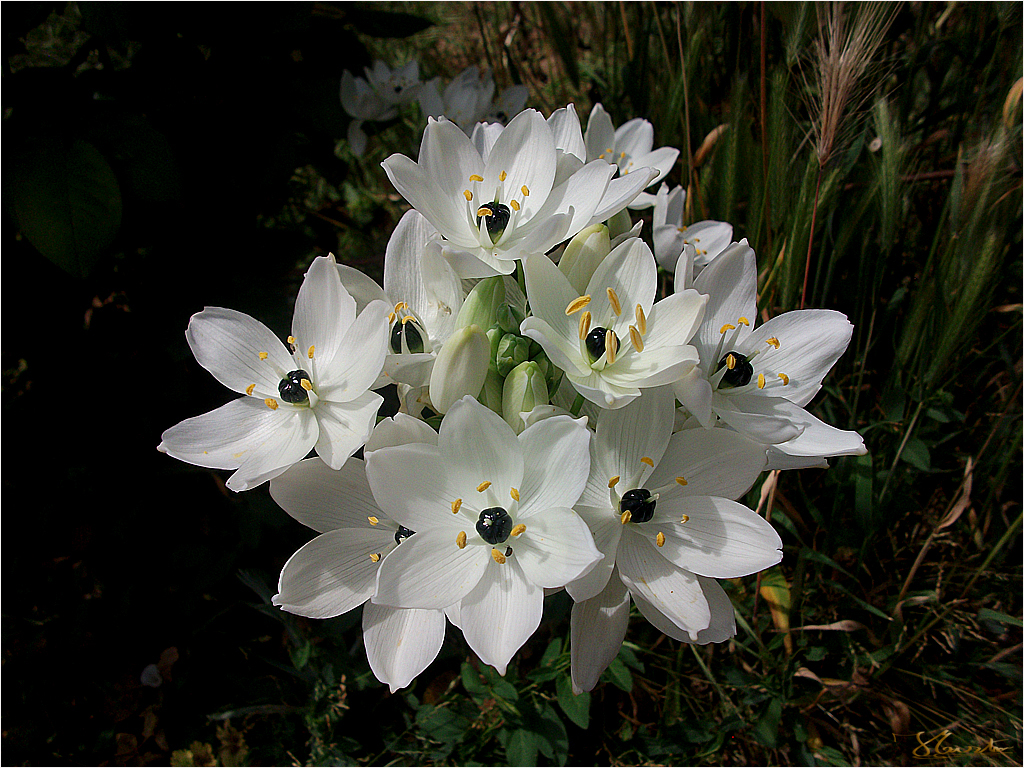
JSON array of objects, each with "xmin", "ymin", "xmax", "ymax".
[
  {"xmin": 364, "ymin": 396, "xmax": 600, "ymax": 674},
  {"xmin": 418, "ymin": 66, "xmax": 528, "ymax": 132},
  {"xmin": 271, "ymin": 415, "xmax": 450, "ymax": 692},
  {"xmin": 672, "ymin": 241, "xmax": 867, "ymax": 462},
  {"xmin": 584, "ymin": 103, "xmax": 680, "ymax": 209},
  {"xmin": 564, "ymin": 387, "xmax": 780, "ymax": 692},
  {"xmin": 341, "ymin": 61, "xmax": 423, "ymax": 155},
  {"xmin": 521, "ymin": 237, "xmax": 707, "ymax": 409},
  {"xmin": 381, "ymin": 109, "xmax": 645, "ymax": 278},
  {"xmin": 652, "ymin": 183, "xmax": 734, "ymax": 274},
  {"xmin": 158, "ymin": 254, "xmax": 389, "ymax": 491},
  {"xmin": 336, "ymin": 209, "xmax": 465, "ymax": 389}
]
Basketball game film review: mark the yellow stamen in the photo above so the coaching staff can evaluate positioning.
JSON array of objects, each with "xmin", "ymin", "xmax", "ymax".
[
  {"xmin": 598, "ymin": 153, "xmax": 605, "ymax": 159},
  {"xmin": 520, "ymin": 185, "xmax": 530, "ymax": 196},
  {"xmin": 258, "ymin": 351, "xmax": 269, "ymax": 360},
  {"xmin": 402, "ymin": 314, "xmax": 416, "ymax": 324},
  {"xmin": 300, "ymin": 379, "xmax": 313, "ymax": 391},
  {"xmin": 369, "ymin": 553, "xmax": 381, "ymax": 563},
  {"xmin": 578, "ymin": 311, "xmax": 592, "ymax": 340},
  {"xmin": 464, "ymin": 189, "xmax": 473, "ymax": 201},
  {"xmin": 720, "ymin": 323, "xmax": 736, "ymax": 334},
  {"xmin": 766, "ymin": 337, "xmax": 780, "ymax": 349},
  {"xmin": 680, "ymin": 514, "xmax": 690, "ymax": 523},
  {"xmin": 245, "ymin": 384, "xmax": 256, "ymax": 396},
  {"xmin": 456, "ymin": 531, "xmax": 467, "ymax": 549},
  {"xmin": 499, "ymin": 170, "xmax": 507, "ymax": 181},
  {"xmin": 394, "ymin": 301, "xmax": 408, "ymax": 312},
  {"xmin": 388, "ymin": 311, "xmax": 396, "ymax": 323},
  {"xmin": 491, "ymin": 548, "xmax": 506, "ymax": 564},
  {"xmin": 606, "ymin": 147, "xmax": 613, "ymax": 154},
  {"xmin": 629, "ymin": 325, "xmax": 644, "ymax": 352},
  {"xmin": 726, "ymin": 353, "xmax": 737, "ymax": 370},
  {"xmin": 656, "ymin": 532, "xmax": 666, "ymax": 548},
  {"xmin": 264, "ymin": 398, "xmax": 278, "ymax": 410},
  {"xmin": 620, "ymin": 509, "xmax": 632, "ymax": 525},
  {"xmin": 510, "ymin": 524, "xmax": 526, "ymax": 537},
  {"xmin": 608, "ymin": 475, "xmax": 620, "ymax": 488},
  {"xmin": 367, "ymin": 516, "xmax": 379, "ymax": 525},
  {"xmin": 477, "ymin": 207, "xmax": 492, "ymax": 217},
  {"xmin": 469, "ymin": 174, "xmax": 484, "ymax": 182},
  {"xmin": 606, "ymin": 287, "xmax": 622, "ymax": 316},
  {"xmin": 510, "ymin": 487, "xmax": 520, "ymax": 502},
  {"xmin": 635, "ymin": 304, "xmax": 647, "ymax": 335},
  {"xmin": 307, "ymin": 345, "xmax": 315, "ymax": 359},
  {"xmin": 510, "ymin": 199, "xmax": 520, "ymax": 211},
  {"xmin": 675, "ymin": 476, "xmax": 688, "ymax": 486},
  {"xmin": 619, "ymin": 151, "xmax": 626, "ymax": 160},
  {"xmin": 451, "ymin": 498, "xmax": 463, "ymax": 514},
  {"xmin": 738, "ymin": 317, "xmax": 750, "ymax": 326},
  {"xmin": 757, "ymin": 373, "xmax": 766, "ymax": 389},
  {"xmin": 287, "ymin": 335, "xmax": 296, "ymax": 344},
  {"xmin": 477, "ymin": 481, "xmax": 492, "ymax": 492},
  {"xmin": 565, "ymin": 295, "xmax": 591, "ymax": 315},
  {"xmin": 640, "ymin": 456, "xmax": 654, "ymax": 467},
  {"xmin": 605, "ymin": 329, "xmax": 618, "ymax": 364},
  {"xmin": 778, "ymin": 373, "xmax": 790, "ymax": 385}
]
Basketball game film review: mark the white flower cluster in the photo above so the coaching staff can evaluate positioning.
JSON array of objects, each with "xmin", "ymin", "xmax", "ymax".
[{"xmin": 160, "ymin": 102, "xmax": 866, "ymax": 694}]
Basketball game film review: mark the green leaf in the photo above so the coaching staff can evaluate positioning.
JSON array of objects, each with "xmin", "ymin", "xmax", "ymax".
[
  {"xmin": 555, "ymin": 674, "xmax": 590, "ymax": 729},
  {"xmin": 505, "ymin": 728, "xmax": 541, "ymax": 766},
  {"xmin": 289, "ymin": 640, "xmax": 311, "ymax": 670},
  {"xmin": 604, "ymin": 656, "xmax": 633, "ymax": 692},
  {"xmin": 901, "ymin": 436, "xmax": 931, "ymax": 471},
  {"xmin": 461, "ymin": 662, "xmax": 488, "ymax": 697},
  {"xmin": 752, "ymin": 698, "xmax": 783, "ymax": 748},
  {"xmin": 977, "ymin": 608, "xmax": 1023, "ymax": 628},
  {"xmin": 7, "ymin": 138, "xmax": 122, "ymax": 278},
  {"xmin": 540, "ymin": 637, "xmax": 563, "ymax": 666},
  {"xmin": 415, "ymin": 704, "xmax": 470, "ymax": 745}
]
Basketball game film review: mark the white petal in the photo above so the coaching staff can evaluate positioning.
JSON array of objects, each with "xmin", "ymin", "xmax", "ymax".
[
  {"xmin": 586, "ymin": 238, "xmax": 658, "ymax": 340},
  {"xmin": 570, "ymin": 570, "xmax": 630, "ymax": 693},
  {"xmin": 373, "ymin": 527, "xmax": 488, "ymax": 609},
  {"xmin": 714, "ymin": 394, "xmax": 804, "ymax": 445},
  {"xmin": 382, "ymin": 210, "xmax": 440, "ymax": 314},
  {"xmin": 763, "ymin": 399, "xmax": 866, "ymax": 458},
  {"xmin": 693, "ymin": 240, "xmax": 757, "ymax": 355},
  {"xmin": 230, "ymin": 409, "xmax": 319, "ymax": 491},
  {"xmin": 460, "ymin": 559, "xmax": 543, "ymax": 675},
  {"xmin": 516, "ymin": 416, "xmax": 591, "ymax": 518},
  {"xmin": 314, "ymin": 391, "xmax": 383, "ymax": 469},
  {"xmin": 584, "ymin": 103, "xmax": 615, "ymax": 163},
  {"xmin": 648, "ymin": 427, "xmax": 767, "ymax": 500},
  {"xmin": 641, "ymin": 290, "xmax": 708, "ymax": 351},
  {"xmin": 631, "ymin": 575, "xmax": 736, "ymax": 644},
  {"xmin": 471, "ymin": 121, "xmax": 505, "ymax": 160},
  {"xmin": 671, "ymin": 366, "xmax": 714, "ymax": 427},
  {"xmin": 274, "ymin": 528, "xmax": 394, "ymax": 617},
  {"xmin": 589, "ymin": 168, "xmax": 657, "ymax": 224},
  {"xmin": 293, "ymin": 254, "xmax": 356, "ymax": 369},
  {"xmin": 483, "ymin": 109, "xmax": 556, "ymax": 218},
  {"xmin": 655, "ymin": 224, "xmax": 685, "ymax": 271},
  {"xmin": 648, "ymin": 496, "xmax": 783, "ymax": 579},
  {"xmin": 514, "ymin": 506, "xmax": 602, "ymax": 588},
  {"xmin": 270, "ymin": 457, "xmax": 382, "ymax": 532},
  {"xmin": 508, "ymin": 211, "xmax": 572, "ymax": 258},
  {"xmin": 630, "ymin": 146, "xmax": 679, "ymax": 185},
  {"xmin": 381, "ymin": 153, "xmax": 476, "ymax": 247},
  {"xmin": 366, "ymin": 412, "xmax": 439, "ymax": 452},
  {"xmin": 185, "ymin": 307, "xmax": 291, "ymax": 396},
  {"xmin": 363, "ymin": 603, "xmax": 446, "ymax": 692},
  {"xmin": 316, "ymin": 300, "xmax": 390, "ymax": 397},
  {"xmin": 614, "ymin": 118, "xmax": 654, "ymax": 158},
  {"xmin": 364, "ymin": 443, "xmax": 464, "ymax": 532},
  {"xmin": 683, "ymin": 220, "xmax": 734, "ymax": 266},
  {"xmin": 419, "ymin": 117, "xmax": 486, "ymax": 216},
  {"xmin": 336, "ymin": 263, "xmax": 389, "ymax": 312},
  {"xmin": 527, "ymin": 160, "xmax": 613, "ymax": 237},
  {"xmin": 594, "ymin": 385, "xmax": 676, "ymax": 482},
  {"xmin": 521, "ymin": 254, "xmax": 590, "ymax": 373},
  {"xmin": 437, "ymin": 396, "xmax": 525, "ymax": 498},
  {"xmin": 602, "ymin": 344, "xmax": 699, "ymax": 389},
  {"xmin": 566, "ymin": 369, "xmax": 641, "ymax": 410},
  {"xmin": 565, "ymin": 504, "xmax": 623, "ymax": 602},
  {"xmin": 617, "ymin": 529, "xmax": 710, "ymax": 637},
  {"xmin": 548, "ymin": 104, "xmax": 585, "ymax": 162},
  {"xmin": 439, "ymin": 243, "xmax": 515, "ymax": 279},
  {"xmin": 766, "ymin": 448, "xmax": 830, "ymax": 470}
]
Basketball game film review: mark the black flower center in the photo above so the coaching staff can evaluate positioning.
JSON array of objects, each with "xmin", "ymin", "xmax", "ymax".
[
  {"xmin": 715, "ymin": 351, "xmax": 753, "ymax": 388},
  {"xmin": 620, "ymin": 488, "xmax": 656, "ymax": 523},
  {"xmin": 585, "ymin": 327, "xmax": 616, "ymax": 361},
  {"xmin": 278, "ymin": 369, "xmax": 311, "ymax": 403},
  {"xmin": 476, "ymin": 506, "xmax": 514, "ymax": 545},
  {"xmin": 390, "ymin": 319, "xmax": 425, "ymax": 354},
  {"xmin": 394, "ymin": 526, "xmax": 416, "ymax": 544},
  {"xmin": 476, "ymin": 202, "xmax": 511, "ymax": 241}
]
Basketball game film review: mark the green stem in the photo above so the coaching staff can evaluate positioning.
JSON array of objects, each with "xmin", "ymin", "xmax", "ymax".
[{"xmin": 569, "ymin": 394, "xmax": 584, "ymax": 417}]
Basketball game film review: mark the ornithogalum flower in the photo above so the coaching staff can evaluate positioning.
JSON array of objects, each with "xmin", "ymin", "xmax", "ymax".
[
  {"xmin": 418, "ymin": 65, "xmax": 528, "ymax": 132},
  {"xmin": 341, "ymin": 60, "xmax": 423, "ymax": 155},
  {"xmin": 158, "ymin": 254, "xmax": 389, "ymax": 491},
  {"xmin": 672, "ymin": 241, "xmax": 867, "ymax": 466},
  {"xmin": 271, "ymin": 415, "xmax": 451, "ymax": 692},
  {"xmin": 565, "ymin": 387, "xmax": 781, "ymax": 692},
  {"xmin": 365, "ymin": 396, "xmax": 601, "ymax": 675},
  {"xmin": 521, "ymin": 237, "xmax": 707, "ymax": 409},
  {"xmin": 652, "ymin": 183, "xmax": 734, "ymax": 275}
]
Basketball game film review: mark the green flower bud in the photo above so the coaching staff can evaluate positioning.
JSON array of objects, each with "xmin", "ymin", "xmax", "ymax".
[
  {"xmin": 558, "ymin": 223, "xmax": 610, "ymax": 295},
  {"xmin": 496, "ymin": 333, "xmax": 532, "ymax": 377},
  {"xmin": 428, "ymin": 324, "xmax": 489, "ymax": 414},
  {"xmin": 530, "ymin": 348, "xmax": 564, "ymax": 394},
  {"xmin": 495, "ymin": 303, "xmax": 526, "ymax": 335},
  {"xmin": 478, "ymin": 368, "xmax": 505, "ymax": 415},
  {"xmin": 486, "ymin": 327, "xmax": 504, "ymax": 374},
  {"xmin": 606, "ymin": 208, "xmax": 633, "ymax": 239},
  {"xmin": 454, "ymin": 277, "xmax": 506, "ymax": 332},
  {"xmin": 501, "ymin": 361, "xmax": 549, "ymax": 434}
]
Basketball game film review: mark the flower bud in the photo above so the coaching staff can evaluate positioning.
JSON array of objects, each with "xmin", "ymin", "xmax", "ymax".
[
  {"xmin": 558, "ymin": 223, "xmax": 610, "ymax": 295},
  {"xmin": 531, "ymin": 348, "xmax": 564, "ymax": 393},
  {"xmin": 454, "ymin": 276, "xmax": 505, "ymax": 332},
  {"xmin": 496, "ymin": 333, "xmax": 532, "ymax": 377},
  {"xmin": 495, "ymin": 303, "xmax": 526, "ymax": 335},
  {"xmin": 501, "ymin": 361, "xmax": 549, "ymax": 433},
  {"xmin": 428, "ymin": 324, "xmax": 489, "ymax": 414},
  {"xmin": 606, "ymin": 208, "xmax": 633, "ymax": 240},
  {"xmin": 478, "ymin": 368, "xmax": 505, "ymax": 415}
]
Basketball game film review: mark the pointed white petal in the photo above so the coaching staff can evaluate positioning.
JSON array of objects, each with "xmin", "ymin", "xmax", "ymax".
[
  {"xmin": 693, "ymin": 241, "xmax": 758, "ymax": 355},
  {"xmin": 566, "ymin": 369, "xmax": 641, "ymax": 410},
  {"xmin": 516, "ymin": 416, "xmax": 591, "ymax": 518},
  {"xmin": 270, "ymin": 457, "xmax": 382, "ymax": 533},
  {"xmin": 714, "ymin": 394, "xmax": 804, "ymax": 445},
  {"xmin": 228, "ymin": 409, "xmax": 319, "ymax": 491},
  {"xmin": 766, "ymin": 448, "xmax": 830, "ymax": 470},
  {"xmin": 528, "ymin": 160, "xmax": 613, "ymax": 237},
  {"xmin": 614, "ymin": 118, "xmax": 654, "ymax": 158},
  {"xmin": 292, "ymin": 255, "xmax": 356, "ymax": 369},
  {"xmin": 365, "ymin": 412, "xmax": 439, "ymax": 452},
  {"xmin": 521, "ymin": 253, "xmax": 590, "ymax": 369},
  {"xmin": 483, "ymin": 109, "xmax": 556, "ymax": 217},
  {"xmin": 589, "ymin": 167, "xmax": 657, "ymax": 224},
  {"xmin": 514, "ymin": 506, "xmax": 602, "ymax": 588},
  {"xmin": 584, "ymin": 103, "xmax": 615, "ymax": 163},
  {"xmin": 363, "ymin": 603, "xmax": 446, "ymax": 692},
  {"xmin": 671, "ymin": 366, "xmax": 714, "ymax": 427},
  {"xmin": 602, "ymin": 344, "xmax": 699, "ymax": 389},
  {"xmin": 437, "ymin": 396, "xmax": 524, "ymax": 496},
  {"xmin": 762, "ymin": 399, "xmax": 866, "ymax": 457},
  {"xmin": 585, "ymin": 237, "xmax": 657, "ymax": 340},
  {"xmin": 570, "ymin": 570, "xmax": 630, "ymax": 693},
  {"xmin": 314, "ymin": 391, "xmax": 383, "ymax": 469},
  {"xmin": 471, "ymin": 121, "xmax": 505, "ymax": 160},
  {"xmin": 648, "ymin": 427, "xmax": 767, "ymax": 500},
  {"xmin": 185, "ymin": 307, "xmax": 291, "ymax": 396},
  {"xmin": 381, "ymin": 154, "xmax": 476, "ymax": 246},
  {"xmin": 383, "ymin": 210, "xmax": 441, "ymax": 316},
  {"xmin": 373, "ymin": 527, "xmax": 488, "ymax": 609},
  {"xmin": 440, "ymin": 243, "xmax": 516, "ymax": 278},
  {"xmin": 565, "ymin": 504, "xmax": 623, "ymax": 602},
  {"xmin": 594, "ymin": 386, "xmax": 676, "ymax": 482},
  {"xmin": 336, "ymin": 263, "xmax": 389, "ymax": 312},
  {"xmin": 682, "ymin": 220, "xmax": 734, "ymax": 267},
  {"xmin": 630, "ymin": 146, "xmax": 679, "ymax": 185},
  {"xmin": 641, "ymin": 289, "xmax": 708, "ymax": 351},
  {"xmin": 548, "ymin": 104, "xmax": 585, "ymax": 162},
  {"xmin": 419, "ymin": 117, "xmax": 486, "ymax": 212},
  {"xmin": 364, "ymin": 443, "xmax": 465, "ymax": 532},
  {"xmin": 316, "ymin": 300, "xmax": 389, "ymax": 397},
  {"xmin": 460, "ymin": 559, "xmax": 543, "ymax": 675},
  {"xmin": 631, "ymin": 575, "xmax": 736, "ymax": 644}
]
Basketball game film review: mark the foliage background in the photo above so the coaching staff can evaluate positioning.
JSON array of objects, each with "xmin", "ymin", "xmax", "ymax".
[{"xmin": 3, "ymin": 2, "xmax": 1021, "ymax": 766}]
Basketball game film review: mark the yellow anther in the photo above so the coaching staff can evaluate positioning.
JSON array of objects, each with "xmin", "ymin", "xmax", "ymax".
[
  {"xmin": 451, "ymin": 498, "xmax": 463, "ymax": 514},
  {"xmin": 456, "ymin": 531, "xmax": 467, "ymax": 549},
  {"xmin": 510, "ymin": 199, "xmax": 520, "ymax": 211},
  {"xmin": 606, "ymin": 329, "xmax": 618, "ymax": 364},
  {"xmin": 394, "ymin": 301, "xmax": 408, "ymax": 312},
  {"xmin": 635, "ymin": 304, "xmax": 647, "ymax": 335},
  {"xmin": 680, "ymin": 514, "xmax": 690, "ymax": 523},
  {"xmin": 388, "ymin": 311, "xmax": 396, "ymax": 323},
  {"xmin": 307, "ymin": 345, "xmax": 315, "ymax": 359},
  {"xmin": 477, "ymin": 207, "xmax": 492, "ymax": 217},
  {"xmin": 766, "ymin": 337, "xmax": 780, "ymax": 349},
  {"xmin": 300, "ymin": 379, "xmax": 313, "ymax": 391},
  {"xmin": 469, "ymin": 174, "xmax": 484, "ymax": 182},
  {"xmin": 401, "ymin": 315, "xmax": 416, "ymax": 324},
  {"xmin": 606, "ymin": 287, "xmax": 622, "ymax": 316},
  {"xmin": 477, "ymin": 481, "xmax": 492, "ymax": 492},
  {"xmin": 510, "ymin": 524, "xmax": 526, "ymax": 537},
  {"xmin": 656, "ymin": 532, "xmax": 666, "ymax": 548},
  {"xmin": 640, "ymin": 456, "xmax": 654, "ymax": 467},
  {"xmin": 258, "ymin": 351, "xmax": 269, "ymax": 360},
  {"xmin": 464, "ymin": 189, "xmax": 473, "ymax": 201},
  {"xmin": 757, "ymin": 373, "xmax": 766, "ymax": 389},
  {"xmin": 521, "ymin": 185, "xmax": 530, "ymax": 196},
  {"xmin": 675, "ymin": 476, "xmax": 688, "ymax": 486},
  {"xmin": 578, "ymin": 311, "xmax": 592, "ymax": 340},
  {"xmin": 367, "ymin": 516, "xmax": 379, "ymax": 525},
  {"xmin": 720, "ymin": 323, "xmax": 736, "ymax": 334},
  {"xmin": 629, "ymin": 325, "xmax": 644, "ymax": 353},
  {"xmin": 726, "ymin": 353, "xmax": 737, "ymax": 370},
  {"xmin": 287, "ymin": 335, "xmax": 296, "ymax": 344},
  {"xmin": 245, "ymin": 384, "xmax": 256, "ymax": 396},
  {"xmin": 598, "ymin": 153, "xmax": 605, "ymax": 159},
  {"xmin": 510, "ymin": 487, "xmax": 520, "ymax": 502},
  {"xmin": 499, "ymin": 170, "xmax": 507, "ymax": 181},
  {"xmin": 369, "ymin": 552, "xmax": 381, "ymax": 563},
  {"xmin": 608, "ymin": 475, "xmax": 620, "ymax": 488},
  {"xmin": 619, "ymin": 151, "xmax": 626, "ymax": 160},
  {"xmin": 738, "ymin": 316, "xmax": 750, "ymax": 326},
  {"xmin": 264, "ymin": 398, "xmax": 279, "ymax": 410},
  {"xmin": 565, "ymin": 295, "xmax": 592, "ymax": 315},
  {"xmin": 778, "ymin": 373, "xmax": 790, "ymax": 385},
  {"xmin": 606, "ymin": 147, "xmax": 613, "ymax": 154},
  {"xmin": 620, "ymin": 509, "xmax": 632, "ymax": 525},
  {"xmin": 491, "ymin": 548, "xmax": 507, "ymax": 564}
]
